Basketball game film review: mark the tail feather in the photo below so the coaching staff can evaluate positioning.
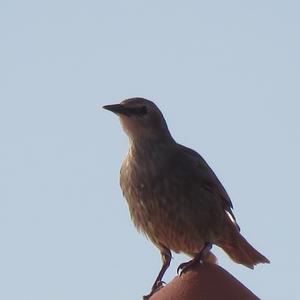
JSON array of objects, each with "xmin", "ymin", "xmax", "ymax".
[{"xmin": 216, "ymin": 229, "xmax": 270, "ymax": 269}]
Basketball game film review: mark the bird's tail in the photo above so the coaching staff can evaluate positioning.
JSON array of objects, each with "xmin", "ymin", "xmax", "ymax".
[{"xmin": 216, "ymin": 225, "xmax": 270, "ymax": 269}]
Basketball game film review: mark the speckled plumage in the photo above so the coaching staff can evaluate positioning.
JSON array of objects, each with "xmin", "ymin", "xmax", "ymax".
[{"xmin": 120, "ymin": 140, "xmax": 227, "ymax": 256}]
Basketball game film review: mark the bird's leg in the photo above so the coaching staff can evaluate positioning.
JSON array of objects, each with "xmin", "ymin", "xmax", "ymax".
[
  {"xmin": 143, "ymin": 248, "xmax": 172, "ymax": 300},
  {"xmin": 177, "ymin": 242, "xmax": 212, "ymax": 275}
]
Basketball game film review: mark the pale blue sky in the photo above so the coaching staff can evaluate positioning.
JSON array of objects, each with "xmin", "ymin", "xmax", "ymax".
[{"xmin": 1, "ymin": 1, "xmax": 299, "ymax": 299}]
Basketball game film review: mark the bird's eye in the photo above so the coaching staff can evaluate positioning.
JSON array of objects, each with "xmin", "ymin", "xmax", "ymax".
[
  {"xmin": 127, "ymin": 106, "xmax": 148, "ymax": 117},
  {"xmin": 139, "ymin": 106, "xmax": 148, "ymax": 115}
]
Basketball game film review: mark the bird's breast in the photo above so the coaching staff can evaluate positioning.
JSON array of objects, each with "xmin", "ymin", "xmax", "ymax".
[{"xmin": 119, "ymin": 151, "xmax": 225, "ymax": 254}]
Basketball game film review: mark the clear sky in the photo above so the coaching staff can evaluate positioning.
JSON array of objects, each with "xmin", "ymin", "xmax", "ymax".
[{"xmin": 1, "ymin": 1, "xmax": 299, "ymax": 299}]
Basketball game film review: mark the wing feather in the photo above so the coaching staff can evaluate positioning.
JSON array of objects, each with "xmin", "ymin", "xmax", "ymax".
[{"xmin": 177, "ymin": 144, "xmax": 240, "ymax": 231}]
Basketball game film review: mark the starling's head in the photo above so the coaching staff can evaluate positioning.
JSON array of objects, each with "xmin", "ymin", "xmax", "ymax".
[{"xmin": 103, "ymin": 97, "xmax": 173, "ymax": 142}]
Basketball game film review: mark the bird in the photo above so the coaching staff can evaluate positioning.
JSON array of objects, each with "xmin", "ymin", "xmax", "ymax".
[{"xmin": 103, "ymin": 97, "xmax": 269, "ymax": 299}]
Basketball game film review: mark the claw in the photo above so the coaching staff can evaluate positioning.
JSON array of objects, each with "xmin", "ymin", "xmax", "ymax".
[
  {"xmin": 177, "ymin": 263, "xmax": 184, "ymax": 275},
  {"xmin": 143, "ymin": 281, "xmax": 165, "ymax": 299},
  {"xmin": 177, "ymin": 260, "xmax": 202, "ymax": 276},
  {"xmin": 177, "ymin": 242, "xmax": 212, "ymax": 276}
]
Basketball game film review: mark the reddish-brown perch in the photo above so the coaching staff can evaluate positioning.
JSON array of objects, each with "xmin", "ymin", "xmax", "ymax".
[{"xmin": 149, "ymin": 263, "xmax": 260, "ymax": 300}]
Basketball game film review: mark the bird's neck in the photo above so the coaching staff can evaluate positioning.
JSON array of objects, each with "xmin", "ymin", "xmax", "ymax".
[{"xmin": 128, "ymin": 135, "xmax": 176, "ymax": 158}]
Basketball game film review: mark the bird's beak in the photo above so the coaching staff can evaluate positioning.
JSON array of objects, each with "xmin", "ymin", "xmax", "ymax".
[{"xmin": 103, "ymin": 104, "xmax": 128, "ymax": 115}]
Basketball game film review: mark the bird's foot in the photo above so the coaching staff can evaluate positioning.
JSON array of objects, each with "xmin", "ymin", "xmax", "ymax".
[
  {"xmin": 143, "ymin": 280, "xmax": 165, "ymax": 300},
  {"xmin": 177, "ymin": 242, "xmax": 212, "ymax": 276},
  {"xmin": 177, "ymin": 258, "xmax": 202, "ymax": 275}
]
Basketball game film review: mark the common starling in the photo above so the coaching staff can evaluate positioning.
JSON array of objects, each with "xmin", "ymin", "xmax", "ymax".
[{"xmin": 103, "ymin": 98, "xmax": 269, "ymax": 299}]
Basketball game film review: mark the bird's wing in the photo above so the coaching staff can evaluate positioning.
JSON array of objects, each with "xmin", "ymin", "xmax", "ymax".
[{"xmin": 177, "ymin": 144, "xmax": 240, "ymax": 230}]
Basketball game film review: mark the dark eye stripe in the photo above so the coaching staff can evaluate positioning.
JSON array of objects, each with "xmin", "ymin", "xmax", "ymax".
[
  {"xmin": 138, "ymin": 106, "xmax": 147, "ymax": 115},
  {"xmin": 128, "ymin": 106, "xmax": 148, "ymax": 116}
]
